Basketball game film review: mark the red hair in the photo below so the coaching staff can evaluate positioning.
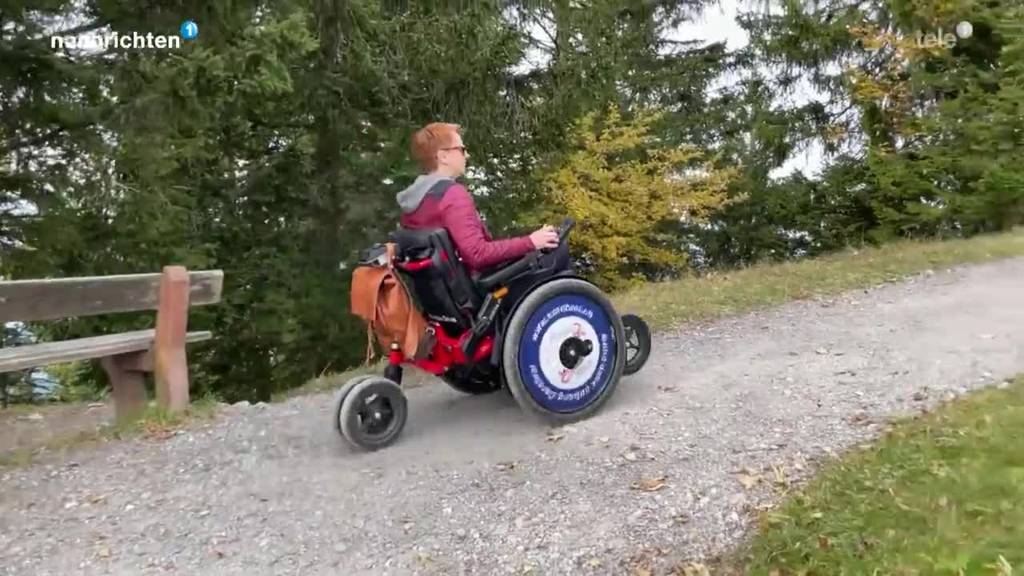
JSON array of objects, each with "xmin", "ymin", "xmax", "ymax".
[{"xmin": 410, "ymin": 122, "xmax": 461, "ymax": 173}]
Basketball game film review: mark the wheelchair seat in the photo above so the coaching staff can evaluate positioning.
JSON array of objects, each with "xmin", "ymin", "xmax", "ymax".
[{"xmin": 389, "ymin": 227, "xmax": 484, "ymax": 336}]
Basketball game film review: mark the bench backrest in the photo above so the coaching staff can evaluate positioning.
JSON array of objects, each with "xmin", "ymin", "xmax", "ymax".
[{"xmin": 0, "ymin": 270, "xmax": 224, "ymax": 323}]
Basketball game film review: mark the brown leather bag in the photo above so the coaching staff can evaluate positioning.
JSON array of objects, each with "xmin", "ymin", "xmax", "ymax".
[{"xmin": 350, "ymin": 243, "xmax": 432, "ymax": 362}]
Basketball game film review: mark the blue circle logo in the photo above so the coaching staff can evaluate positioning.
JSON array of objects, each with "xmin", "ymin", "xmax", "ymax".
[
  {"xmin": 517, "ymin": 294, "xmax": 617, "ymax": 413},
  {"xmin": 180, "ymin": 20, "xmax": 199, "ymax": 40}
]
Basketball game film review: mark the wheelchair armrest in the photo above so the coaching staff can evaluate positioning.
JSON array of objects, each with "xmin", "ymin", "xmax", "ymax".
[{"xmin": 476, "ymin": 252, "xmax": 540, "ymax": 291}]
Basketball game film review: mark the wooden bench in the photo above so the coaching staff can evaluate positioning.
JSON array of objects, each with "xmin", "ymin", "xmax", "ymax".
[{"xmin": 0, "ymin": 266, "xmax": 223, "ymax": 420}]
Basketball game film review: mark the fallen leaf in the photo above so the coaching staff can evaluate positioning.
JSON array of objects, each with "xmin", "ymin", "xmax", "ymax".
[
  {"xmin": 144, "ymin": 424, "xmax": 174, "ymax": 441},
  {"xmin": 598, "ymin": 436, "xmax": 610, "ymax": 444},
  {"xmin": 87, "ymin": 494, "xmax": 107, "ymax": 505},
  {"xmin": 624, "ymin": 451, "xmax": 639, "ymax": 462},
  {"xmin": 546, "ymin": 432, "xmax": 565, "ymax": 443},
  {"xmin": 584, "ymin": 557, "xmax": 602, "ymax": 569},
  {"xmin": 849, "ymin": 411, "xmax": 870, "ymax": 424},
  {"xmin": 632, "ymin": 568, "xmax": 653, "ymax": 576},
  {"xmin": 937, "ymin": 496, "xmax": 948, "ymax": 508},
  {"xmin": 771, "ymin": 464, "xmax": 788, "ymax": 487},
  {"xmin": 737, "ymin": 474, "xmax": 760, "ymax": 490},
  {"xmin": 815, "ymin": 347, "xmax": 829, "ymax": 355},
  {"xmin": 676, "ymin": 562, "xmax": 710, "ymax": 576},
  {"xmin": 810, "ymin": 511, "xmax": 824, "ymax": 519},
  {"xmin": 496, "ymin": 461, "xmax": 517, "ymax": 471},
  {"xmin": 658, "ymin": 385, "xmax": 677, "ymax": 393},
  {"xmin": 96, "ymin": 547, "xmax": 111, "ymax": 559},
  {"xmin": 673, "ymin": 513, "xmax": 690, "ymax": 525},
  {"xmin": 631, "ymin": 475, "xmax": 668, "ymax": 492},
  {"xmin": 818, "ymin": 535, "xmax": 830, "ymax": 549}
]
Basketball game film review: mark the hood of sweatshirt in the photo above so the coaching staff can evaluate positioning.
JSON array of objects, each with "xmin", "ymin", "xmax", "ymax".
[{"xmin": 396, "ymin": 174, "xmax": 454, "ymax": 214}]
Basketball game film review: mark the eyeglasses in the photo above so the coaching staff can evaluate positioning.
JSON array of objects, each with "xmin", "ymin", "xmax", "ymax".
[{"xmin": 441, "ymin": 146, "xmax": 467, "ymax": 155}]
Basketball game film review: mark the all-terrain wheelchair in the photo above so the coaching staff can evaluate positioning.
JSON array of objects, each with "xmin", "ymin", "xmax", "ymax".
[{"xmin": 334, "ymin": 218, "xmax": 652, "ymax": 450}]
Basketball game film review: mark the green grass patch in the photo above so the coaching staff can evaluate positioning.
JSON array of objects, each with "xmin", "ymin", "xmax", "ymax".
[
  {"xmin": 613, "ymin": 227, "xmax": 1024, "ymax": 330},
  {"xmin": 730, "ymin": 375, "xmax": 1024, "ymax": 575},
  {"xmin": 101, "ymin": 393, "xmax": 220, "ymax": 440}
]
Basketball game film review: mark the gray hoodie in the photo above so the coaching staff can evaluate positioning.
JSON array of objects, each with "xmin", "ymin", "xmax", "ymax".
[{"xmin": 396, "ymin": 173, "xmax": 454, "ymax": 214}]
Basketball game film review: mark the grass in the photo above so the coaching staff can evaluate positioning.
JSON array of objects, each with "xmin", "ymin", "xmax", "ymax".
[
  {"xmin": 0, "ymin": 394, "xmax": 220, "ymax": 468},
  {"xmin": 288, "ymin": 227, "xmax": 1024, "ymax": 399},
  {"xmin": 614, "ymin": 227, "xmax": 1024, "ymax": 330},
  {"xmin": 724, "ymin": 375, "xmax": 1024, "ymax": 575}
]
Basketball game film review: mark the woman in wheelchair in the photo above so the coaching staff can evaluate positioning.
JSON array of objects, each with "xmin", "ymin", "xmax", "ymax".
[
  {"xmin": 397, "ymin": 122, "xmax": 565, "ymax": 277},
  {"xmin": 333, "ymin": 122, "xmax": 651, "ymax": 451}
]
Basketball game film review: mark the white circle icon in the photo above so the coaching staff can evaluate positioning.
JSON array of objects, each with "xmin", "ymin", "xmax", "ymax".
[{"xmin": 956, "ymin": 21, "xmax": 973, "ymax": 39}]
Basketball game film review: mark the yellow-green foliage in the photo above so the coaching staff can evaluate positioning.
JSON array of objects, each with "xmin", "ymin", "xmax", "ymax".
[{"xmin": 536, "ymin": 104, "xmax": 735, "ymax": 290}]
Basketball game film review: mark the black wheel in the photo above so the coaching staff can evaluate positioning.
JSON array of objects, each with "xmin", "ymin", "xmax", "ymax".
[
  {"xmin": 501, "ymin": 277, "xmax": 625, "ymax": 424},
  {"xmin": 441, "ymin": 364, "xmax": 502, "ymax": 395},
  {"xmin": 339, "ymin": 377, "xmax": 408, "ymax": 451},
  {"xmin": 621, "ymin": 314, "xmax": 651, "ymax": 375},
  {"xmin": 331, "ymin": 375, "xmax": 374, "ymax": 435}
]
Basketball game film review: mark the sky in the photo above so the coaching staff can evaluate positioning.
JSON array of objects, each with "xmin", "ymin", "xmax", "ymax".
[
  {"xmin": 511, "ymin": 0, "xmax": 830, "ymax": 179},
  {"xmin": 669, "ymin": 0, "xmax": 828, "ymax": 179}
]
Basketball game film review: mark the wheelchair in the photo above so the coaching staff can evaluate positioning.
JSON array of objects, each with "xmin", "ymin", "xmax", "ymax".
[{"xmin": 334, "ymin": 218, "xmax": 652, "ymax": 451}]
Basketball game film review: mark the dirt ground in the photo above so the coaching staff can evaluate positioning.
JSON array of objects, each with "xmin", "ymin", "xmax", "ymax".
[{"xmin": 0, "ymin": 401, "xmax": 114, "ymax": 456}]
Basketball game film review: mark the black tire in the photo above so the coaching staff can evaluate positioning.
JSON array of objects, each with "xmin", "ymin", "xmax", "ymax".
[
  {"xmin": 440, "ymin": 365, "xmax": 502, "ymax": 395},
  {"xmin": 332, "ymin": 375, "xmax": 374, "ymax": 436},
  {"xmin": 339, "ymin": 377, "xmax": 408, "ymax": 451},
  {"xmin": 501, "ymin": 277, "xmax": 625, "ymax": 424},
  {"xmin": 621, "ymin": 314, "xmax": 652, "ymax": 375}
]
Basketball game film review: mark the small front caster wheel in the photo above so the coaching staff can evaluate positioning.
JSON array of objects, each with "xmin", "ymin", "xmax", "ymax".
[
  {"xmin": 332, "ymin": 375, "xmax": 374, "ymax": 436},
  {"xmin": 621, "ymin": 314, "xmax": 651, "ymax": 376},
  {"xmin": 339, "ymin": 377, "xmax": 408, "ymax": 451}
]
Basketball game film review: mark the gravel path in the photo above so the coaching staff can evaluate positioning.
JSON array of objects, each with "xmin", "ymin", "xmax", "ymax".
[{"xmin": 3, "ymin": 258, "xmax": 1023, "ymax": 576}]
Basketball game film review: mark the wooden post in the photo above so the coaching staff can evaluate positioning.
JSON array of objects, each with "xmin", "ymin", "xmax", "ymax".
[
  {"xmin": 153, "ymin": 266, "xmax": 190, "ymax": 412},
  {"xmin": 101, "ymin": 352, "xmax": 150, "ymax": 421}
]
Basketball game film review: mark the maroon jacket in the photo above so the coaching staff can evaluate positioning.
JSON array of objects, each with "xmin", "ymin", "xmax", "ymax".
[{"xmin": 397, "ymin": 175, "xmax": 533, "ymax": 275}]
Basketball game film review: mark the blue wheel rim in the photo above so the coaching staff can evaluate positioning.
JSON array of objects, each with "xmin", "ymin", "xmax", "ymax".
[{"xmin": 516, "ymin": 293, "xmax": 617, "ymax": 413}]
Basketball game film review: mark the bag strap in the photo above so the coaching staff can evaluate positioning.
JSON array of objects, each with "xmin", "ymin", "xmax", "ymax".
[
  {"xmin": 385, "ymin": 242, "xmax": 396, "ymax": 270},
  {"xmin": 365, "ymin": 324, "xmax": 375, "ymax": 363}
]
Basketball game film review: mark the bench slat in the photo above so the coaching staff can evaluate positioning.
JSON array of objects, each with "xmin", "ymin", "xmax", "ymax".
[
  {"xmin": 0, "ymin": 330, "xmax": 212, "ymax": 372},
  {"xmin": 0, "ymin": 270, "xmax": 223, "ymax": 323}
]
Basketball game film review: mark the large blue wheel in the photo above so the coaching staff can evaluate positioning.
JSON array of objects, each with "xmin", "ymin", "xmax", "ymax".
[{"xmin": 501, "ymin": 277, "xmax": 625, "ymax": 423}]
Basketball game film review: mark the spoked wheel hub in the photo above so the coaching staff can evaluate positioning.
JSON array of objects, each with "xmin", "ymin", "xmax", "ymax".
[{"xmin": 356, "ymin": 393, "xmax": 396, "ymax": 436}]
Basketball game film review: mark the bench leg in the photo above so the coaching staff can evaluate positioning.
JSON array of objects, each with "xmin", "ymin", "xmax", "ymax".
[
  {"xmin": 154, "ymin": 266, "xmax": 191, "ymax": 413},
  {"xmin": 101, "ymin": 353, "xmax": 149, "ymax": 421}
]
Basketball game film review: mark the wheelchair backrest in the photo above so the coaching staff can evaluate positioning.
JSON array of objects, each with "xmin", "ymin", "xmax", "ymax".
[{"xmin": 389, "ymin": 227, "xmax": 482, "ymax": 335}]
